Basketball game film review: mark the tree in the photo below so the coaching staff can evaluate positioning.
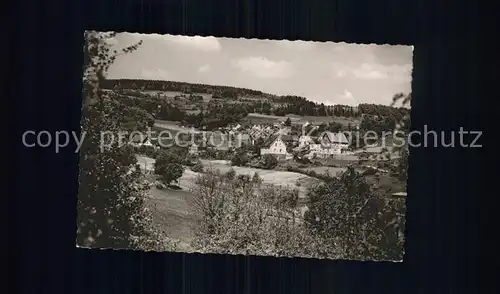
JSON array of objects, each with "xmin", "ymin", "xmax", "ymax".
[
  {"xmin": 231, "ymin": 150, "xmax": 249, "ymax": 166},
  {"xmin": 154, "ymin": 150, "xmax": 185, "ymax": 185},
  {"xmin": 251, "ymin": 172, "xmax": 263, "ymax": 185},
  {"xmin": 160, "ymin": 163, "xmax": 184, "ymax": 185},
  {"xmin": 292, "ymin": 147, "xmax": 311, "ymax": 164},
  {"xmin": 284, "ymin": 117, "xmax": 292, "ymax": 126},
  {"xmin": 374, "ymin": 93, "xmax": 411, "ymax": 183},
  {"xmin": 78, "ymin": 31, "xmax": 177, "ymax": 251},
  {"xmin": 304, "ymin": 166, "xmax": 405, "ymax": 260},
  {"xmin": 191, "ymin": 160, "xmax": 204, "ymax": 173},
  {"xmin": 327, "ymin": 122, "xmax": 342, "ymax": 133},
  {"xmin": 261, "ymin": 154, "xmax": 278, "ymax": 170},
  {"xmin": 251, "ymin": 137, "xmax": 265, "ymax": 156}
]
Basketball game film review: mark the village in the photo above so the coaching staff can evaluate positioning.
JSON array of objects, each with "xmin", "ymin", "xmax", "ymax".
[
  {"xmin": 135, "ymin": 120, "xmax": 353, "ymax": 160},
  {"xmin": 126, "ymin": 113, "xmax": 407, "ymax": 253},
  {"xmin": 119, "ymin": 84, "xmax": 407, "ymax": 196}
]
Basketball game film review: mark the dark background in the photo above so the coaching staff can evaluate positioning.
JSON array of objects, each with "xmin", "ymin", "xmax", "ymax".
[{"xmin": 9, "ymin": 0, "xmax": 489, "ymax": 293}]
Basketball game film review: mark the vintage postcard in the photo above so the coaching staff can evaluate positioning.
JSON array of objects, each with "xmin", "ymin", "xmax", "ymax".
[{"xmin": 78, "ymin": 31, "xmax": 412, "ymax": 261}]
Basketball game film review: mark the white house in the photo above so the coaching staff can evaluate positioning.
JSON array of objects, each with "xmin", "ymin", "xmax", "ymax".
[
  {"xmin": 260, "ymin": 135, "xmax": 291, "ymax": 160},
  {"xmin": 302, "ymin": 132, "xmax": 350, "ymax": 159},
  {"xmin": 306, "ymin": 145, "xmax": 340, "ymax": 159}
]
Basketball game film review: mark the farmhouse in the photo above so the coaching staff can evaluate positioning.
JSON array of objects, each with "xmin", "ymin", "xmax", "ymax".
[
  {"xmin": 306, "ymin": 143, "xmax": 341, "ymax": 158},
  {"xmin": 260, "ymin": 135, "xmax": 293, "ymax": 160},
  {"xmin": 320, "ymin": 131, "xmax": 350, "ymax": 150},
  {"xmin": 248, "ymin": 125, "xmax": 274, "ymax": 141},
  {"xmin": 298, "ymin": 132, "xmax": 350, "ymax": 159}
]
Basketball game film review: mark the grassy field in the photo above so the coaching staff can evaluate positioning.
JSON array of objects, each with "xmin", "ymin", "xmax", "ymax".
[
  {"xmin": 243, "ymin": 113, "xmax": 360, "ymax": 126},
  {"xmin": 147, "ymin": 186, "xmax": 197, "ymax": 243},
  {"xmin": 154, "ymin": 120, "xmax": 196, "ymax": 132},
  {"xmin": 142, "ymin": 164, "xmax": 201, "ymax": 247},
  {"xmin": 301, "ymin": 166, "xmax": 347, "ymax": 176},
  {"xmin": 302, "ymin": 115, "xmax": 359, "ymax": 126}
]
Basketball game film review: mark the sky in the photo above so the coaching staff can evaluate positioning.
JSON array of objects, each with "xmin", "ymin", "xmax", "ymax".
[{"xmin": 104, "ymin": 32, "xmax": 413, "ymax": 106}]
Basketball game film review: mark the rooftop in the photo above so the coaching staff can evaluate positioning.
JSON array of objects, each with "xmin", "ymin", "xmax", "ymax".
[{"xmin": 321, "ymin": 131, "xmax": 349, "ymax": 144}]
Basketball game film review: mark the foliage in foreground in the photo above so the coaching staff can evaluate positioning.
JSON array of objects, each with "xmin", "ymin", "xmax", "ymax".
[
  {"xmin": 77, "ymin": 31, "xmax": 178, "ymax": 251},
  {"xmin": 304, "ymin": 166, "xmax": 406, "ymax": 260},
  {"xmin": 189, "ymin": 169, "xmax": 340, "ymax": 259},
  {"xmin": 189, "ymin": 165, "xmax": 405, "ymax": 260}
]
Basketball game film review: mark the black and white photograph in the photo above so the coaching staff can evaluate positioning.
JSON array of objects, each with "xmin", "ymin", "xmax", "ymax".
[{"xmin": 78, "ymin": 31, "xmax": 412, "ymax": 261}]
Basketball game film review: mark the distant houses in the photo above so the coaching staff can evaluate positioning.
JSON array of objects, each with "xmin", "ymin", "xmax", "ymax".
[
  {"xmin": 130, "ymin": 118, "xmax": 357, "ymax": 163},
  {"xmin": 295, "ymin": 131, "xmax": 351, "ymax": 159},
  {"xmin": 260, "ymin": 135, "xmax": 293, "ymax": 160}
]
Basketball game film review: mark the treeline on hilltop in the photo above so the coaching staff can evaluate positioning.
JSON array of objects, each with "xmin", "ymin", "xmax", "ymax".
[
  {"xmin": 101, "ymin": 79, "xmax": 266, "ymax": 98},
  {"xmin": 358, "ymin": 103, "xmax": 410, "ymax": 119}
]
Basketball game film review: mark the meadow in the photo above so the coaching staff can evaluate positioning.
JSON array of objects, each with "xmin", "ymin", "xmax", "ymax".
[{"xmin": 243, "ymin": 112, "xmax": 360, "ymax": 126}]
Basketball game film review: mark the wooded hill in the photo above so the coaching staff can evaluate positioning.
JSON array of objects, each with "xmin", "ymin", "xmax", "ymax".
[{"xmin": 102, "ymin": 78, "xmax": 410, "ymax": 122}]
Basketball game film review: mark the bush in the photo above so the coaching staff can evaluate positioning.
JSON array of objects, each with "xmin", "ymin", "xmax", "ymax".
[
  {"xmin": 160, "ymin": 163, "xmax": 184, "ymax": 185},
  {"xmin": 304, "ymin": 166, "xmax": 406, "ymax": 260},
  {"xmin": 224, "ymin": 168, "xmax": 236, "ymax": 181},
  {"xmin": 261, "ymin": 154, "xmax": 278, "ymax": 170},
  {"xmin": 363, "ymin": 167, "xmax": 377, "ymax": 176},
  {"xmin": 78, "ymin": 31, "xmax": 178, "ymax": 252},
  {"xmin": 191, "ymin": 160, "xmax": 204, "ymax": 173},
  {"xmin": 231, "ymin": 151, "xmax": 249, "ymax": 166},
  {"xmin": 154, "ymin": 151, "xmax": 185, "ymax": 185}
]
